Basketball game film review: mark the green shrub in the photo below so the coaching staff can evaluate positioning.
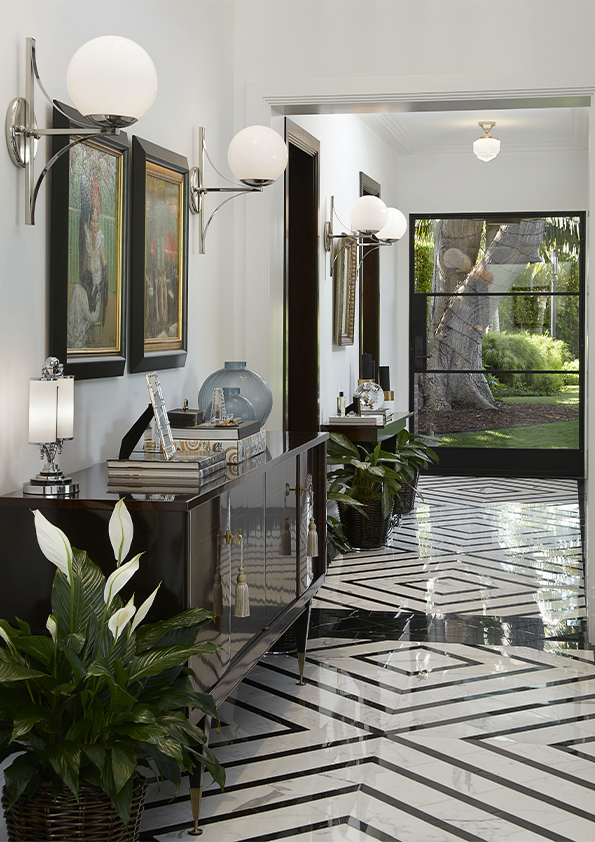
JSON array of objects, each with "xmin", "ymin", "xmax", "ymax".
[
  {"xmin": 482, "ymin": 331, "xmax": 569, "ymax": 395},
  {"xmin": 414, "ymin": 242, "xmax": 434, "ymax": 294},
  {"xmin": 563, "ymin": 358, "xmax": 580, "ymax": 386}
]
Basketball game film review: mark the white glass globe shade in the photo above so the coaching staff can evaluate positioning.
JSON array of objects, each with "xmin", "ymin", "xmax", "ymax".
[
  {"xmin": 375, "ymin": 207, "xmax": 408, "ymax": 242},
  {"xmin": 350, "ymin": 195, "xmax": 388, "ymax": 235},
  {"xmin": 228, "ymin": 125, "xmax": 288, "ymax": 187},
  {"xmin": 473, "ymin": 135, "xmax": 500, "ymax": 162},
  {"xmin": 67, "ymin": 36, "xmax": 158, "ymax": 127}
]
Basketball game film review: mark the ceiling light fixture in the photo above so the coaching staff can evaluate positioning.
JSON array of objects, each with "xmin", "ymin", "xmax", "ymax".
[
  {"xmin": 6, "ymin": 36, "xmax": 157, "ymax": 224},
  {"xmin": 189, "ymin": 125, "xmax": 288, "ymax": 253},
  {"xmin": 473, "ymin": 121, "xmax": 500, "ymax": 162}
]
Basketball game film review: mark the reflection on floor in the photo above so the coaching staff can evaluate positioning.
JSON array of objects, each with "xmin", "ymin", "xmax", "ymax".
[{"xmin": 141, "ymin": 476, "xmax": 594, "ymax": 841}]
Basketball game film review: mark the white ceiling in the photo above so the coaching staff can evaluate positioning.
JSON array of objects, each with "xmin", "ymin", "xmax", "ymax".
[{"xmin": 359, "ymin": 107, "xmax": 589, "ymax": 156}]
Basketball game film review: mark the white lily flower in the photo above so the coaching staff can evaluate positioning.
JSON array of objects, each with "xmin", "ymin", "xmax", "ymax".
[
  {"xmin": 103, "ymin": 554, "xmax": 141, "ymax": 606},
  {"xmin": 34, "ymin": 510, "xmax": 72, "ymax": 585},
  {"xmin": 131, "ymin": 584, "xmax": 160, "ymax": 633},
  {"xmin": 46, "ymin": 615, "xmax": 57, "ymax": 642},
  {"xmin": 108, "ymin": 597, "xmax": 136, "ymax": 641},
  {"xmin": 109, "ymin": 498, "xmax": 134, "ymax": 566}
]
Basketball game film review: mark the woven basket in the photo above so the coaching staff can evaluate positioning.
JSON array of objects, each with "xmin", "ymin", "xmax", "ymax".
[
  {"xmin": 2, "ymin": 777, "xmax": 147, "ymax": 842},
  {"xmin": 393, "ymin": 473, "xmax": 419, "ymax": 515},
  {"xmin": 340, "ymin": 497, "xmax": 393, "ymax": 550}
]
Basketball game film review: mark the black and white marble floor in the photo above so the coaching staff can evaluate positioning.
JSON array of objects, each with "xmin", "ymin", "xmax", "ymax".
[{"xmin": 137, "ymin": 475, "xmax": 593, "ymax": 842}]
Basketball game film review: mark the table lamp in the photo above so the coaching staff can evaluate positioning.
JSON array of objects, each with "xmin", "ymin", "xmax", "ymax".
[{"xmin": 24, "ymin": 357, "xmax": 79, "ymax": 496}]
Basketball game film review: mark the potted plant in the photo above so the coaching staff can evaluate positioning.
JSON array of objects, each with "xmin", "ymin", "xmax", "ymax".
[
  {"xmin": 327, "ymin": 433, "xmax": 402, "ymax": 550},
  {"xmin": 390, "ymin": 428, "xmax": 439, "ymax": 515},
  {"xmin": 0, "ymin": 499, "xmax": 225, "ymax": 842}
]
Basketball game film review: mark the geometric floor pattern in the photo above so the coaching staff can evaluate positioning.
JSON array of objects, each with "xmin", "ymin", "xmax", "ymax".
[{"xmin": 134, "ymin": 476, "xmax": 594, "ymax": 840}]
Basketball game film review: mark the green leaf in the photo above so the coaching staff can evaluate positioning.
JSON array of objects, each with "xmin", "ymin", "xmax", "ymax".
[
  {"xmin": 11, "ymin": 635, "xmax": 55, "ymax": 666},
  {"xmin": 111, "ymin": 745, "xmax": 137, "ymax": 793},
  {"xmin": 82, "ymin": 744, "xmax": 105, "ymax": 771},
  {"xmin": 4, "ymin": 753, "xmax": 38, "ymax": 804},
  {"xmin": 51, "ymin": 550, "xmax": 106, "ymax": 636},
  {"xmin": 65, "ymin": 717, "xmax": 92, "ymax": 743},
  {"xmin": 86, "ymin": 658, "xmax": 114, "ymax": 679},
  {"xmin": 134, "ymin": 608, "xmax": 215, "ymax": 651},
  {"xmin": 107, "ymin": 681, "xmax": 138, "ymax": 709},
  {"xmin": 10, "ymin": 711, "xmax": 47, "ymax": 742},
  {"xmin": 113, "ymin": 659, "xmax": 129, "ymax": 688},
  {"xmin": 63, "ymin": 633, "xmax": 85, "ymax": 655},
  {"xmin": 46, "ymin": 742, "xmax": 81, "ymax": 798},
  {"xmin": 61, "ymin": 643, "xmax": 85, "ymax": 682},
  {"xmin": 128, "ymin": 645, "xmax": 212, "ymax": 682},
  {"xmin": 0, "ymin": 661, "xmax": 45, "ymax": 682}
]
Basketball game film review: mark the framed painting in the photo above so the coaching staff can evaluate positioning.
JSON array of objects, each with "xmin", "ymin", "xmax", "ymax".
[
  {"xmin": 333, "ymin": 236, "xmax": 357, "ymax": 345},
  {"xmin": 129, "ymin": 136, "xmax": 188, "ymax": 372},
  {"xmin": 49, "ymin": 102, "xmax": 128, "ymax": 379}
]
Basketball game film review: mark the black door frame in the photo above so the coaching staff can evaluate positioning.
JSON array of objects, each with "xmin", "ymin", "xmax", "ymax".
[
  {"xmin": 409, "ymin": 210, "xmax": 586, "ymax": 478},
  {"xmin": 284, "ymin": 119, "xmax": 320, "ymax": 433}
]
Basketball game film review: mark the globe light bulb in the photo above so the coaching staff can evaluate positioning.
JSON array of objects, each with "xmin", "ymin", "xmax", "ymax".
[
  {"xmin": 350, "ymin": 195, "xmax": 388, "ymax": 235},
  {"xmin": 228, "ymin": 125, "xmax": 288, "ymax": 187},
  {"xmin": 375, "ymin": 207, "xmax": 408, "ymax": 242},
  {"xmin": 67, "ymin": 36, "xmax": 157, "ymax": 127}
]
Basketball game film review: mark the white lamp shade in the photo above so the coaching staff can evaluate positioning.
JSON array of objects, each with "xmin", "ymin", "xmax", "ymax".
[
  {"xmin": 350, "ymin": 195, "xmax": 388, "ymax": 235},
  {"xmin": 473, "ymin": 135, "xmax": 500, "ymax": 162},
  {"xmin": 227, "ymin": 125, "xmax": 288, "ymax": 187},
  {"xmin": 375, "ymin": 207, "xmax": 408, "ymax": 242},
  {"xmin": 67, "ymin": 36, "xmax": 158, "ymax": 127},
  {"xmin": 29, "ymin": 378, "xmax": 74, "ymax": 444}
]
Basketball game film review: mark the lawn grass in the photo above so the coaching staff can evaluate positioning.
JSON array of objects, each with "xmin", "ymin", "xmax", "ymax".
[
  {"xmin": 440, "ymin": 419, "xmax": 579, "ymax": 449},
  {"xmin": 498, "ymin": 385, "xmax": 579, "ymax": 407}
]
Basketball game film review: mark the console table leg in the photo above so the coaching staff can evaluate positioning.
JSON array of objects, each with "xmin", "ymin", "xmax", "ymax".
[
  {"xmin": 188, "ymin": 716, "xmax": 211, "ymax": 836},
  {"xmin": 294, "ymin": 600, "xmax": 312, "ymax": 685}
]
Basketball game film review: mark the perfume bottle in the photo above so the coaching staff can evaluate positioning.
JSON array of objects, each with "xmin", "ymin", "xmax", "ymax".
[{"xmin": 337, "ymin": 391, "xmax": 346, "ymax": 416}]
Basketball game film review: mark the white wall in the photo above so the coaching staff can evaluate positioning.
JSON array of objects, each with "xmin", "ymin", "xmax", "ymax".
[
  {"xmin": 0, "ymin": 1, "xmax": 235, "ymax": 497},
  {"xmin": 288, "ymin": 114, "xmax": 401, "ymax": 423}
]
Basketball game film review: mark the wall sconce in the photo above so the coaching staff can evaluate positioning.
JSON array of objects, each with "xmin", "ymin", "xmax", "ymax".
[
  {"xmin": 189, "ymin": 125, "xmax": 288, "ymax": 253},
  {"xmin": 6, "ymin": 36, "xmax": 157, "ymax": 224},
  {"xmin": 473, "ymin": 121, "xmax": 500, "ymax": 162},
  {"xmin": 24, "ymin": 357, "xmax": 78, "ymax": 496},
  {"xmin": 324, "ymin": 196, "xmax": 407, "ymax": 275}
]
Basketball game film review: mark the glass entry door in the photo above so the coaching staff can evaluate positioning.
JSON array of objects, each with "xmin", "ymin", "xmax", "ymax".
[{"xmin": 410, "ymin": 213, "xmax": 584, "ymax": 477}]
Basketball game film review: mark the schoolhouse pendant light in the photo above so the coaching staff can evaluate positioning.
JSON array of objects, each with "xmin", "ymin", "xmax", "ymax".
[
  {"xmin": 6, "ymin": 36, "xmax": 157, "ymax": 224},
  {"xmin": 189, "ymin": 125, "xmax": 288, "ymax": 253},
  {"xmin": 473, "ymin": 121, "xmax": 500, "ymax": 162}
]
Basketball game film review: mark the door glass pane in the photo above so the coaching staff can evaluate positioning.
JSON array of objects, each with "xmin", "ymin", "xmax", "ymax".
[
  {"xmin": 412, "ymin": 213, "xmax": 583, "ymax": 467},
  {"xmin": 416, "ymin": 372, "xmax": 579, "ymax": 449}
]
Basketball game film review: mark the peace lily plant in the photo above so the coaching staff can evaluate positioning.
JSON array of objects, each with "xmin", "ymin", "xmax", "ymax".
[{"xmin": 0, "ymin": 500, "xmax": 225, "ymax": 828}]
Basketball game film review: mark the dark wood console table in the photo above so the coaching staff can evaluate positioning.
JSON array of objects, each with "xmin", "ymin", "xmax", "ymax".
[{"xmin": 0, "ymin": 432, "xmax": 327, "ymax": 708}]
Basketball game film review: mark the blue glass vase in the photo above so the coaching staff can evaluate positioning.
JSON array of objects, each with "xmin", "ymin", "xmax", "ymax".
[
  {"xmin": 208, "ymin": 387, "xmax": 256, "ymax": 422},
  {"xmin": 198, "ymin": 362, "xmax": 273, "ymax": 427}
]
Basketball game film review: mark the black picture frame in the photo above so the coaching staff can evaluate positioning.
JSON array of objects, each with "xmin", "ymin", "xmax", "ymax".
[
  {"xmin": 129, "ymin": 136, "xmax": 188, "ymax": 373},
  {"xmin": 49, "ymin": 101, "xmax": 128, "ymax": 380}
]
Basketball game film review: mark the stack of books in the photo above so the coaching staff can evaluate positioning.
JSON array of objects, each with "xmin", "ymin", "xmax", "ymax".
[
  {"xmin": 166, "ymin": 418, "xmax": 266, "ymax": 464},
  {"xmin": 107, "ymin": 450, "xmax": 226, "ymax": 494}
]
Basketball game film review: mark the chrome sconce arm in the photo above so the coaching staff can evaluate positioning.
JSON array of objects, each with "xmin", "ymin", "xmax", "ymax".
[
  {"xmin": 189, "ymin": 124, "xmax": 288, "ymax": 254},
  {"xmin": 324, "ymin": 194, "xmax": 408, "ymax": 276},
  {"xmin": 6, "ymin": 36, "xmax": 157, "ymax": 225},
  {"xmin": 189, "ymin": 128, "xmax": 263, "ymax": 255}
]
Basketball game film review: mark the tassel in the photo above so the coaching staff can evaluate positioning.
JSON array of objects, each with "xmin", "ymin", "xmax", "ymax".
[
  {"xmin": 281, "ymin": 515, "xmax": 292, "ymax": 555},
  {"xmin": 307, "ymin": 516, "xmax": 318, "ymax": 557},
  {"xmin": 234, "ymin": 534, "xmax": 250, "ymax": 618}
]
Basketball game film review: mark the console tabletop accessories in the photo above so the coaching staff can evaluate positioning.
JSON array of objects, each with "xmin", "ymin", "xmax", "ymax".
[
  {"xmin": 24, "ymin": 356, "xmax": 78, "ymax": 497},
  {"xmin": 6, "ymin": 36, "xmax": 157, "ymax": 225}
]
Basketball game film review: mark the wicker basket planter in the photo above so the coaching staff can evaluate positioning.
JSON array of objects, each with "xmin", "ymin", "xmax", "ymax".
[
  {"xmin": 393, "ymin": 473, "xmax": 419, "ymax": 515},
  {"xmin": 340, "ymin": 497, "xmax": 393, "ymax": 550},
  {"xmin": 1, "ymin": 777, "xmax": 147, "ymax": 842}
]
